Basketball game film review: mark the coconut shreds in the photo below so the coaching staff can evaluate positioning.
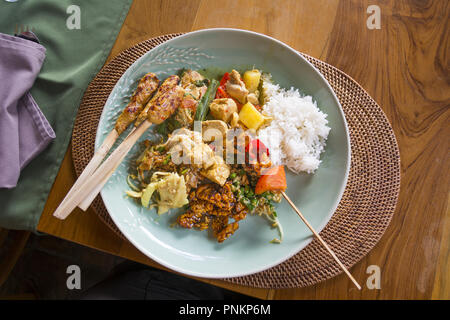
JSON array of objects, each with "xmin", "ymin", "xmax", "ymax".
[{"xmin": 257, "ymin": 75, "xmax": 330, "ymax": 174}]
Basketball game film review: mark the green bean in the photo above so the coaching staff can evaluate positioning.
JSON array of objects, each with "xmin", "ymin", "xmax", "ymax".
[{"xmin": 194, "ymin": 79, "xmax": 219, "ymax": 121}]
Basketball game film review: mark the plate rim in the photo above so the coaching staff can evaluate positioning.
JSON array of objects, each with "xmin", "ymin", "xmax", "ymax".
[{"xmin": 96, "ymin": 28, "xmax": 351, "ymax": 279}]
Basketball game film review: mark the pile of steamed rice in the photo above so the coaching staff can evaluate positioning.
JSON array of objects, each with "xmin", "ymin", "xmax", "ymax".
[{"xmin": 257, "ymin": 75, "xmax": 331, "ymax": 174}]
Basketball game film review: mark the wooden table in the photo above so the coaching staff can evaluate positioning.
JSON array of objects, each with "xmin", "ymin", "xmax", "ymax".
[{"xmin": 37, "ymin": 0, "xmax": 449, "ymax": 299}]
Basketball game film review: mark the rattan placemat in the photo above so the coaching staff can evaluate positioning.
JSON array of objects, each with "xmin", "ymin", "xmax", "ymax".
[{"xmin": 71, "ymin": 33, "xmax": 400, "ymax": 289}]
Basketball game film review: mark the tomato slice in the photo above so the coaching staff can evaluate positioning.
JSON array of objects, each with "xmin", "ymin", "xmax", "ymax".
[
  {"xmin": 219, "ymin": 72, "xmax": 230, "ymax": 86},
  {"xmin": 246, "ymin": 139, "xmax": 269, "ymax": 163},
  {"xmin": 215, "ymin": 86, "xmax": 229, "ymax": 99},
  {"xmin": 255, "ymin": 165, "xmax": 287, "ymax": 195}
]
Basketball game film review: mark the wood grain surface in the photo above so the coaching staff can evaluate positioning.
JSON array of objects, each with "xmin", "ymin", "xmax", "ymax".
[{"xmin": 37, "ymin": 0, "xmax": 449, "ymax": 299}]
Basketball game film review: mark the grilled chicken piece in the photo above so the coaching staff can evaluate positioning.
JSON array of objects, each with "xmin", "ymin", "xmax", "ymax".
[
  {"xmin": 135, "ymin": 75, "xmax": 180, "ymax": 126},
  {"xmin": 201, "ymin": 120, "xmax": 228, "ymax": 142},
  {"xmin": 209, "ymin": 98, "xmax": 237, "ymax": 122},
  {"xmin": 200, "ymin": 155, "xmax": 230, "ymax": 186},
  {"xmin": 230, "ymin": 112, "xmax": 239, "ymax": 128},
  {"xmin": 147, "ymin": 85, "xmax": 185, "ymax": 124},
  {"xmin": 114, "ymin": 72, "xmax": 160, "ymax": 135},
  {"xmin": 164, "ymin": 129, "xmax": 215, "ymax": 169},
  {"xmin": 225, "ymin": 69, "xmax": 248, "ymax": 104},
  {"xmin": 246, "ymin": 92, "xmax": 259, "ymax": 105}
]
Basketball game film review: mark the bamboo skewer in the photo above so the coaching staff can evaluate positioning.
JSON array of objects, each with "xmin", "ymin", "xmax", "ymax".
[
  {"xmin": 53, "ymin": 120, "xmax": 152, "ymax": 220},
  {"xmin": 53, "ymin": 129, "xmax": 119, "ymax": 220},
  {"xmin": 281, "ymin": 191, "xmax": 362, "ymax": 290},
  {"xmin": 77, "ymin": 128, "xmax": 136, "ymax": 211}
]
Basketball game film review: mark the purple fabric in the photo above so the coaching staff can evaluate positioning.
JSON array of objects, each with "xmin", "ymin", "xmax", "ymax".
[{"xmin": 0, "ymin": 32, "xmax": 55, "ymax": 188}]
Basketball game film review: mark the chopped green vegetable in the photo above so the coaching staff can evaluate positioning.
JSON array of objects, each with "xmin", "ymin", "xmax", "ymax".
[
  {"xmin": 194, "ymin": 79, "xmax": 219, "ymax": 121},
  {"xmin": 194, "ymin": 79, "xmax": 210, "ymax": 87},
  {"xmin": 229, "ymin": 172, "xmax": 237, "ymax": 179},
  {"xmin": 155, "ymin": 121, "xmax": 167, "ymax": 136},
  {"xmin": 164, "ymin": 116, "xmax": 182, "ymax": 133},
  {"xmin": 178, "ymin": 68, "xmax": 188, "ymax": 78}
]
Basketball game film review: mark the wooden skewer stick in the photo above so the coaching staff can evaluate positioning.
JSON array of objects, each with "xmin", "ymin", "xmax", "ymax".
[
  {"xmin": 281, "ymin": 191, "xmax": 362, "ymax": 290},
  {"xmin": 53, "ymin": 129, "xmax": 119, "ymax": 220},
  {"xmin": 77, "ymin": 128, "xmax": 136, "ymax": 211},
  {"xmin": 53, "ymin": 120, "xmax": 152, "ymax": 220}
]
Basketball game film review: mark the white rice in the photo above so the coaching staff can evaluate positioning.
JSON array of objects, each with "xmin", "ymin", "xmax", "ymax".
[{"xmin": 257, "ymin": 76, "xmax": 330, "ymax": 174}]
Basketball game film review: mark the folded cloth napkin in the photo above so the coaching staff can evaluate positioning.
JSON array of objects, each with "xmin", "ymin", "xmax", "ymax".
[{"xmin": 0, "ymin": 32, "xmax": 55, "ymax": 188}]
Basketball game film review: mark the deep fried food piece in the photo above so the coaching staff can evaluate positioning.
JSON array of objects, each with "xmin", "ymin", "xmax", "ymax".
[
  {"xmin": 177, "ymin": 182, "xmax": 248, "ymax": 242},
  {"xmin": 215, "ymin": 222, "xmax": 239, "ymax": 243}
]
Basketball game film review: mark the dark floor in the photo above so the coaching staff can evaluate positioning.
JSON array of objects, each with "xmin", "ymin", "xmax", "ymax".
[{"xmin": 0, "ymin": 232, "xmax": 255, "ymax": 300}]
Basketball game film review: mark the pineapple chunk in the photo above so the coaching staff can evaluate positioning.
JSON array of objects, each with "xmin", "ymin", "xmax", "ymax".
[
  {"xmin": 243, "ymin": 69, "xmax": 261, "ymax": 92},
  {"xmin": 239, "ymin": 102, "xmax": 265, "ymax": 130}
]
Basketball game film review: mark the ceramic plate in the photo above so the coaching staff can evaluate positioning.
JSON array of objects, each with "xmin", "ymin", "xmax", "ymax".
[{"xmin": 96, "ymin": 29, "xmax": 350, "ymax": 278}]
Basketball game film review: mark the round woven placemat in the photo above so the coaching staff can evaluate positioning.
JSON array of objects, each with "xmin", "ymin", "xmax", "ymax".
[{"xmin": 72, "ymin": 33, "xmax": 400, "ymax": 289}]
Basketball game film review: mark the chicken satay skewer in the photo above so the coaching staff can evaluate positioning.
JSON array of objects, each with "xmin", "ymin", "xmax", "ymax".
[
  {"xmin": 53, "ymin": 73, "xmax": 160, "ymax": 220},
  {"xmin": 53, "ymin": 79, "xmax": 184, "ymax": 220},
  {"xmin": 77, "ymin": 75, "xmax": 180, "ymax": 211}
]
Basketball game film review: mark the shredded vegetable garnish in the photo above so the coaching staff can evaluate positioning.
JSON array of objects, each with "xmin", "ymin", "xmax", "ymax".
[
  {"xmin": 266, "ymin": 213, "xmax": 284, "ymax": 244},
  {"xmin": 229, "ymin": 169, "xmax": 283, "ymax": 243},
  {"xmin": 127, "ymin": 174, "xmax": 141, "ymax": 192}
]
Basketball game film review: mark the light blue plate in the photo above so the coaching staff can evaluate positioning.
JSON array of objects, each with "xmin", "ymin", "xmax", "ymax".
[{"xmin": 96, "ymin": 29, "xmax": 350, "ymax": 278}]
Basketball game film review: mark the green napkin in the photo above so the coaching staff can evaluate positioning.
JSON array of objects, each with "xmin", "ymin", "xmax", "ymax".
[{"xmin": 0, "ymin": 0, "xmax": 133, "ymax": 230}]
